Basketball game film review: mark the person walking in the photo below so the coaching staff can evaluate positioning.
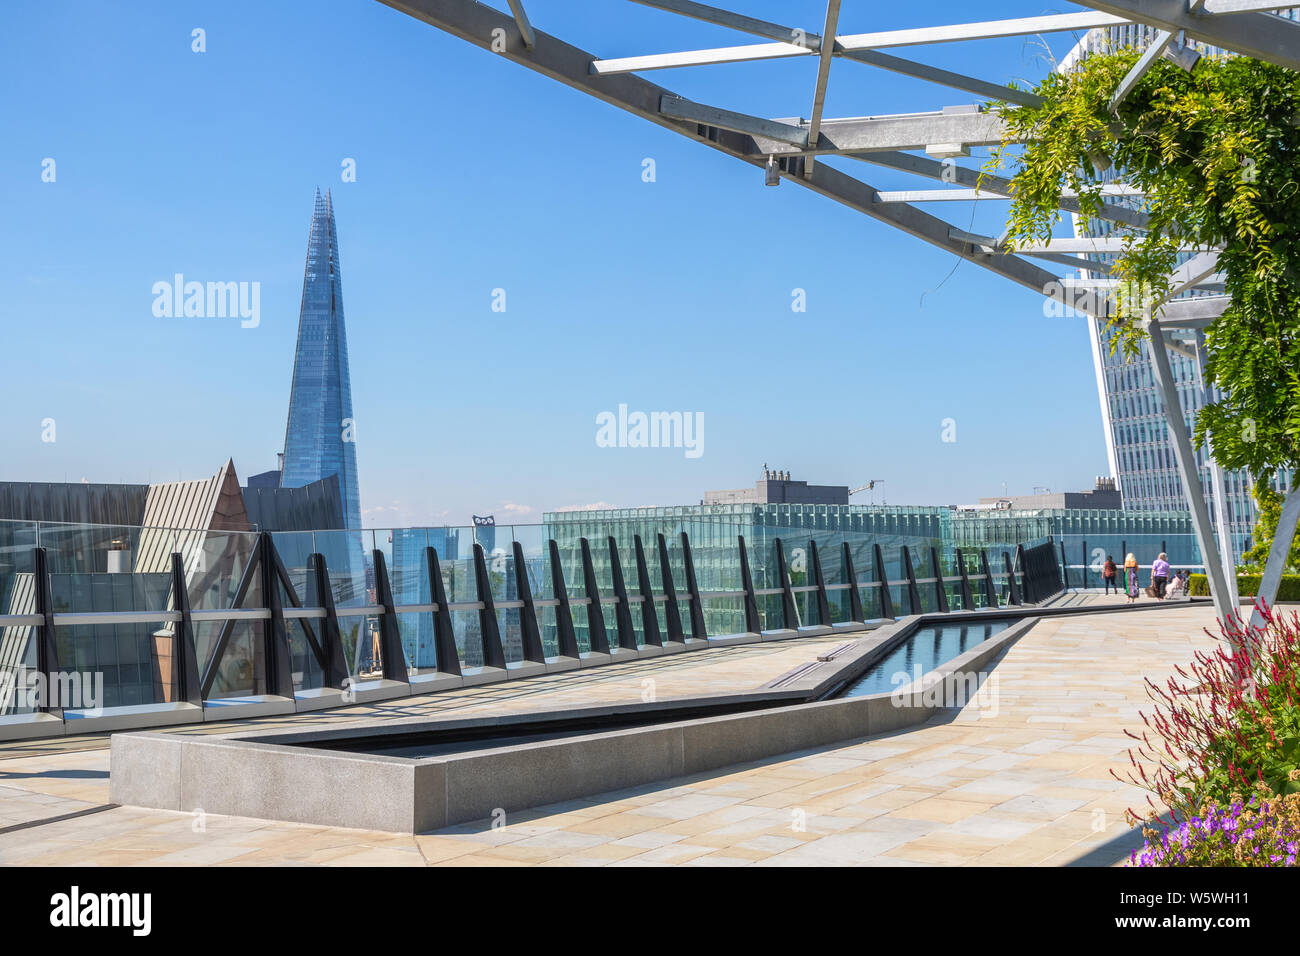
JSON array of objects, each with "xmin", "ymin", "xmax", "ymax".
[
  {"xmin": 1151, "ymin": 552, "xmax": 1171, "ymax": 599},
  {"xmin": 1102, "ymin": 555, "xmax": 1117, "ymax": 595},
  {"xmin": 1124, "ymin": 553, "xmax": 1140, "ymax": 604}
]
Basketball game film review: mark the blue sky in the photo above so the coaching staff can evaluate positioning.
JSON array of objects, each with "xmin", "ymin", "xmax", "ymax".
[{"xmin": 0, "ymin": 0, "xmax": 1110, "ymax": 527}]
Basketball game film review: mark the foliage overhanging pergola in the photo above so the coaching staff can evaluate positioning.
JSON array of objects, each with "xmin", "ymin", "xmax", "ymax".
[{"xmin": 377, "ymin": 0, "xmax": 1300, "ymax": 622}]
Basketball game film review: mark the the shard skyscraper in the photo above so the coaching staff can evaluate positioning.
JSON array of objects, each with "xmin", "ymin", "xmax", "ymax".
[{"xmin": 281, "ymin": 189, "xmax": 362, "ymax": 531}]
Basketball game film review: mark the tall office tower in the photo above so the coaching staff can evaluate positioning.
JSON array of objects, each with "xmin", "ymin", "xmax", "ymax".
[
  {"xmin": 1066, "ymin": 17, "xmax": 1297, "ymax": 564},
  {"xmin": 281, "ymin": 189, "xmax": 363, "ymax": 531}
]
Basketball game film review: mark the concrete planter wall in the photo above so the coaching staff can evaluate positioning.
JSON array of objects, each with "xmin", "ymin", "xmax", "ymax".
[{"xmin": 111, "ymin": 614, "xmax": 1037, "ymax": 833}]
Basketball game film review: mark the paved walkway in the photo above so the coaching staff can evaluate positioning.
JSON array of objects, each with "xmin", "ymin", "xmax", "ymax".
[{"xmin": 0, "ymin": 599, "xmax": 1223, "ymax": 866}]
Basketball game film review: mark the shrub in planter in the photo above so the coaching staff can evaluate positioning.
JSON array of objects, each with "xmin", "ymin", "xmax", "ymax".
[
  {"xmin": 1130, "ymin": 786, "xmax": 1300, "ymax": 867},
  {"xmin": 1189, "ymin": 574, "xmax": 1300, "ymax": 600},
  {"xmin": 1117, "ymin": 605, "xmax": 1300, "ymax": 822}
]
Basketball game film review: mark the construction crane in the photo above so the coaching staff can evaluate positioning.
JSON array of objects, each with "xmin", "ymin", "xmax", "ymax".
[{"xmin": 849, "ymin": 480, "xmax": 885, "ymax": 504}]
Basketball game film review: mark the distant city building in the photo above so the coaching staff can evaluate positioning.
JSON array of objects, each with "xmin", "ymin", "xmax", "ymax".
[
  {"xmin": 703, "ymin": 468, "xmax": 850, "ymax": 506},
  {"xmin": 471, "ymin": 514, "xmax": 496, "ymax": 554},
  {"xmin": 543, "ymin": 472, "xmax": 1200, "ymax": 639},
  {"xmin": 970, "ymin": 477, "xmax": 1122, "ymax": 512},
  {"xmin": 0, "ymin": 463, "xmax": 342, "ymax": 535},
  {"xmin": 242, "ymin": 474, "xmax": 345, "ymax": 532},
  {"xmin": 280, "ymin": 189, "xmax": 363, "ymax": 531}
]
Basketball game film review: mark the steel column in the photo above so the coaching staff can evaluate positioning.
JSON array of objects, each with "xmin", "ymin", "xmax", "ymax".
[
  {"xmin": 169, "ymin": 551, "xmax": 202, "ymax": 706},
  {"xmin": 657, "ymin": 533, "xmax": 686, "ymax": 644},
  {"xmin": 737, "ymin": 535, "xmax": 761, "ymax": 634},
  {"xmin": 308, "ymin": 552, "xmax": 350, "ymax": 688},
  {"xmin": 547, "ymin": 539, "xmax": 581, "ymax": 658},
  {"xmin": 842, "ymin": 541, "xmax": 864, "ymax": 623},
  {"xmin": 930, "ymin": 546, "xmax": 950, "ymax": 613},
  {"xmin": 579, "ymin": 537, "xmax": 611, "ymax": 653},
  {"xmin": 261, "ymin": 533, "xmax": 296, "ymax": 698},
  {"xmin": 679, "ymin": 532, "xmax": 708, "ymax": 640},
  {"xmin": 32, "ymin": 547, "xmax": 61, "ymax": 716},
  {"xmin": 1252, "ymin": 488, "xmax": 1300, "ymax": 629},
  {"xmin": 1004, "ymin": 551, "xmax": 1022, "ymax": 605},
  {"xmin": 632, "ymin": 535, "xmax": 664, "ymax": 647},
  {"xmin": 809, "ymin": 539, "xmax": 832, "ymax": 626},
  {"xmin": 774, "ymin": 538, "xmax": 800, "ymax": 629},
  {"xmin": 1148, "ymin": 321, "xmax": 1234, "ymax": 622},
  {"xmin": 199, "ymin": 535, "xmax": 264, "ymax": 699},
  {"xmin": 270, "ymin": 539, "xmax": 327, "ymax": 673},
  {"xmin": 512, "ymin": 541, "xmax": 546, "ymax": 663},
  {"xmin": 607, "ymin": 537, "xmax": 639, "ymax": 651},
  {"xmin": 1017, "ymin": 544, "xmax": 1032, "ymax": 603},
  {"xmin": 471, "ymin": 543, "xmax": 507, "ymax": 669},
  {"xmin": 955, "ymin": 548, "xmax": 975, "ymax": 610},
  {"xmin": 424, "ymin": 547, "xmax": 462, "ymax": 675},
  {"xmin": 980, "ymin": 549, "xmax": 998, "ymax": 608},
  {"xmin": 873, "ymin": 544, "xmax": 895, "ymax": 619},
  {"xmin": 901, "ymin": 545, "xmax": 922, "ymax": 614},
  {"xmin": 1196, "ymin": 331, "xmax": 1240, "ymax": 612},
  {"xmin": 372, "ymin": 548, "xmax": 411, "ymax": 683}
]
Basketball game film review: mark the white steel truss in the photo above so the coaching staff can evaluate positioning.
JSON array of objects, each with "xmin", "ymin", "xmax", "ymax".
[{"xmin": 376, "ymin": 0, "xmax": 1300, "ymax": 622}]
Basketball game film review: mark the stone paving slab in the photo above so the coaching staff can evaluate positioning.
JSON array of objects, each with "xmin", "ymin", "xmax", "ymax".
[{"xmin": 0, "ymin": 601, "xmax": 1229, "ymax": 866}]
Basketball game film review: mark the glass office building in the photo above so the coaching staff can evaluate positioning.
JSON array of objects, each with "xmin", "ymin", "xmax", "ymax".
[
  {"xmin": 543, "ymin": 502, "xmax": 1201, "ymax": 633},
  {"xmin": 281, "ymin": 189, "xmax": 363, "ymax": 532},
  {"xmin": 1068, "ymin": 18, "xmax": 1298, "ymax": 564}
]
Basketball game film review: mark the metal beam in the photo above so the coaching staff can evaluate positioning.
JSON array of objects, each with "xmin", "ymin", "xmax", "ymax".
[
  {"xmin": 597, "ymin": 25, "xmax": 1040, "ymax": 107},
  {"xmin": 1165, "ymin": 251, "xmax": 1222, "ymax": 300},
  {"xmin": 1201, "ymin": 0, "xmax": 1300, "ymax": 14},
  {"xmin": 658, "ymin": 102, "xmax": 1014, "ymax": 158},
  {"xmin": 1074, "ymin": 0, "xmax": 1300, "ymax": 69},
  {"xmin": 1252, "ymin": 487, "xmax": 1300, "ymax": 628},
  {"xmin": 1156, "ymin": 294, "xmax": 1231, "ymax": 327},
  {"xmin": 1027, "ymin": 251, "xmax": 1116, "ymax": 274},
  {"xmin": 375, "ymin": 3, "xmax": 1112, "ymax": 336},
  {"xmin": 659, "ymin": 94, "xmax": 808, "ymax": 146},
  {"xmin": 756, "ymin": 109, "xmax": 1012, "ymax": 157},
  {"xmin": 1195, "ymin": 331, "xmax": 1241, "ymax": 614},
  {"xmin": 841, "ymin": 49, "xmax": 1043, "ymax": 108},
  {"xmin": 505, "ymin": 0, "xmax": 535, "ymax": 48},
  {"xmin": 804, "ymin": 0, "xmax": 842, "ymax": 178},
  {"xmin": 1146, "ymin": 317, "xmax": 1235, "ymax": 622},
  {"xmin": 591, "ymin": 42, "xmax": 808, "ymax": 75},
  {"xmin": 591, "ymin": 11, "xmax": 1132, "ymax": 74},
  {"xmin": 1010, "ymin": 237, "xmax": 1216, "ymax": 254},
  {"xmin": 1110, "ymin": 2, "xmax": 1207, "ymax": 111},
  {"xmin": 1108, "ymin": 30, "xmax": 1174, "ymax": 112},
  {"xmin": 834, "ymin": 12, "xmax": 1131, "ymax": 48},
  {"xmin": 851, "ymin": 150, "xmax": 1149, "ymax": 229}
]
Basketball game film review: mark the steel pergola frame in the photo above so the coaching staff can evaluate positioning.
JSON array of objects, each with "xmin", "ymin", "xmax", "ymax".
[{"xmin": 376, "ymin": 0, "xmax": 1300, "ymax": 623}]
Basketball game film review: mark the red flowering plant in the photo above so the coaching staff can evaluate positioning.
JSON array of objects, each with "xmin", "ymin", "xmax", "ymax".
[{"xmin": 1116, "ymin": 602, "xmax": 1300, "ymax": 827}]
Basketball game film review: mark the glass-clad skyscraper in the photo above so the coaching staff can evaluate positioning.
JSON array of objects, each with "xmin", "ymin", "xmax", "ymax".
[
  {"xmin": 281, "ymin": 189, "xmax": 363, "ymax": 531},
  {"xmin": 1066, "ymin": 18, "xmax": 1298, "ymax": 563}
]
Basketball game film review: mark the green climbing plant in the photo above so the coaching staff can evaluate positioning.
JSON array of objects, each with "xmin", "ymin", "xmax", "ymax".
[
  {"xmin": 988, "ymin": 48, "xmax": 1300, "ymax": 486},
  {"xmin": 1242, "ymin": 482, "xmax": 1300, "ymax": 573}
]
